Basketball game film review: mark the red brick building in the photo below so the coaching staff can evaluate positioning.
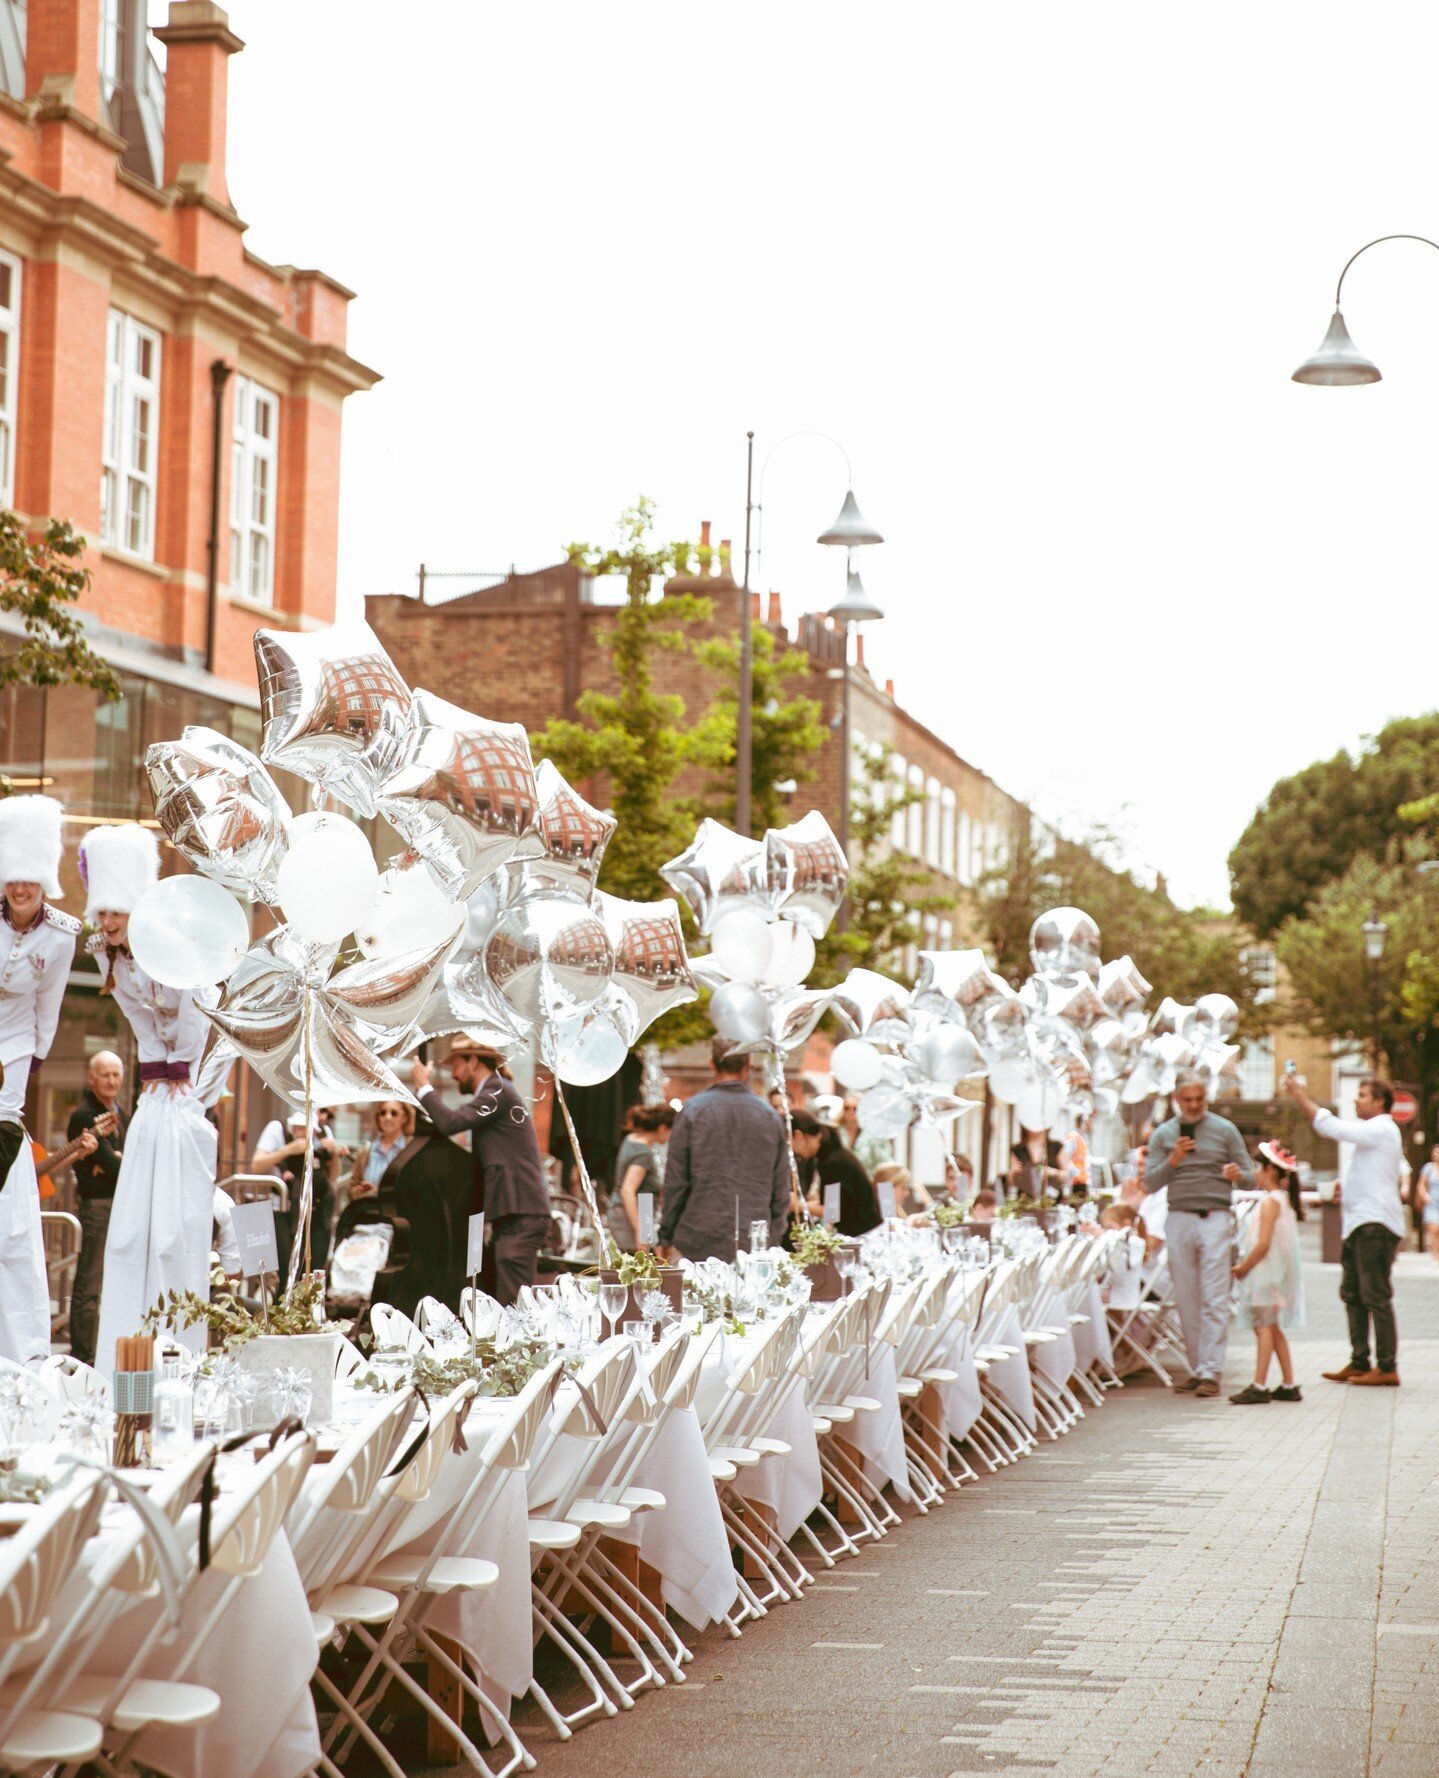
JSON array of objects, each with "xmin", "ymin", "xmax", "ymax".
[{"xmin": 0, "ymin": 0, "xmax": 376, "ymax": 1166}]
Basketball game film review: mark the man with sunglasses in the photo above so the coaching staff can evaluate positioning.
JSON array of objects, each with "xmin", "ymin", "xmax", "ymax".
[{"xmin": 410, "ymin": 1034, "xmax": 551, "ymax": 1304}]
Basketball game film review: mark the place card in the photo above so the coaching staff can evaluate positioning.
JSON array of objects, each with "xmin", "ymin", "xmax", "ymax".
[
  {"xmin": 637, "ymin": 1194, "xmax": 656, "ymax": 1246},
  {"xmin": 877, "ymin": 1178, "xmax": 898, "ymax": 1219},
  {"xmin": 230, "ymin": 1199, "xmax": 280, "ymax": 1276},
  {"xmin": 467, "ymin": 1211, "xmax": 486, "ymax": 1276},
  {"xmin": 823, "ymin": 1183, "xmax": 840, "ymax": 1225}
]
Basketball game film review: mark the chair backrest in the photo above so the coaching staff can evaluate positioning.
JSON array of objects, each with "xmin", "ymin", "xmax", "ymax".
[
  {"xmin": 209, "ymin": 1431, "xmax": 316, "ymax": 1577},
  {"xmin": 291, "ymin": 1389, "xmax": 417, "ymax": 1540},
  {"xmin": 666, "ymin": 1324, "xmax": 718, "ymax": 1413},
  {"xmin": 481, "ymin": 1358, "xmax": 566, "ymax": 1472},
  {"xmin": 0, "ymin": 1474, "xmax": 108, "ymax": 1643},
  {"xmin": 370, "ymin": 1303, "xmax": 428, "ymax": 1354},
  {"xmin": 334, "ymin": 1335, "xmax": 369, "ymax": 1379},
  {"xmin": 623, "ymin": 1327, "xmax": 689, "ymax": 1425},
  {"xmin": 110, "ymin": 1441, "xmax": 217, "ymax": 1597},
  {"xmin": 559, "ymin": 1340, "xmax": 638, "ymax": 1439},
  {"xmin": 460, "ymin": 1286, "xmax": 504, "ymax": 1340},
  {"xmin": 38, "ymin": 1353, "xmax": 110, "ymax": 1405},
  {"xmin": 392, "ymin": 1382, "xmax": 475, "ymax": 1502}
]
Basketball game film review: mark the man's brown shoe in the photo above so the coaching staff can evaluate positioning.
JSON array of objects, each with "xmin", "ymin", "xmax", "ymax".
[
  {"xmin": 1321, "ymin": 1364, "xmax": 1365, "ymax": 1382},
  {"xmin": 1195, "ymin": 1379, "xmax": 1220, "ymax": 1397},
  {"xmin": 1172, "ymin": 1375, "xmax": 1201, "ymax": 1393},
  {"xmin": 1350, "ymin": 1371, "xmax": 1400, "ymax": 1387}
]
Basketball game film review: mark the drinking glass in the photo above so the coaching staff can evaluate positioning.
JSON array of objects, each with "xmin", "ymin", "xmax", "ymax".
[
  {"xmin": 748, "ymin": 1219, "xmax": 770, "ymax": 1252},
  {"xmin": 600, "ymin": 1282, "xmax": 629, "ymax": 1343},
  {"xmin": 834, "ymin": 1248, "xmax": 858, "ymax": 1294}
]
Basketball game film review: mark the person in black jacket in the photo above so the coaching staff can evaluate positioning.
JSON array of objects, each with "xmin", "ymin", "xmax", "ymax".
[
  {"xmin": 790, "ymin": 1110, "xmax": 883, "ymax": 1237},
  {"xmin": 67, "ymin": 1051, "xmax": 130, "ymax": 1365},
  {"xmin": 410, "ymin": 1034, "xmax": 552, "ymax": 1305}
]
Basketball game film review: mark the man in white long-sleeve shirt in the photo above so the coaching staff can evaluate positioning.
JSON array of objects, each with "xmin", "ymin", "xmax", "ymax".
[{"xmin": 1285, "ymin": 1072, "xmax": 1404, "ymax": 1386}]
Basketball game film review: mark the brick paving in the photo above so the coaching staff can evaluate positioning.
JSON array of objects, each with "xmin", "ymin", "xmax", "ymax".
[{"xmin": 475, "ymin": 1227, "xmax": 1439, "ymax": 1777}]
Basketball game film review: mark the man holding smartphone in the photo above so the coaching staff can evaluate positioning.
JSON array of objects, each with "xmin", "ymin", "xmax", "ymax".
[{"xmin": 1144, "ymin": 1069, "xmax": 1254, "ymax": 1396}]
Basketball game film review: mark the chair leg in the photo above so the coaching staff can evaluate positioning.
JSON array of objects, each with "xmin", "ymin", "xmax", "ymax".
[{"xmin": 410, "ymin": 1624, "xmax": 538, "ymax": 1777}]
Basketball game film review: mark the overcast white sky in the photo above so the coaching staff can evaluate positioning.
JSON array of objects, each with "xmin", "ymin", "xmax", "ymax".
[{"xmin": 215, "ymin": 2, "xmax": 1439, "ymax": 910}]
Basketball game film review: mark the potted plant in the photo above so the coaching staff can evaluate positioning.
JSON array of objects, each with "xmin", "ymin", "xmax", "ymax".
[
  {"xmin": 142, "ymin": 1272, "xmax": 348, "ymax": 1426},
  {"xmin": 600, "ymin": 1242, "xmax": 684, "ymax": 1322},
  {"xmin": 788, "ymin": 1220, "xmax": 849, "ymax": 1301}
]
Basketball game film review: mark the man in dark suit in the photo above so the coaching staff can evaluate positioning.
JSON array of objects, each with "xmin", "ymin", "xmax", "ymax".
[
  {"xmin": 410, "ymin": 1033, "xmax": 552, "ymax": 1305},
  {"xmin": 67, "ymin": 1050, "xmax": 130, "ymax": 1365}
]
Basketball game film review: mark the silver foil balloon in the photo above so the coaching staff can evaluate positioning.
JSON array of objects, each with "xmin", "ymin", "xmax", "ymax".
[
  {"xmin": 831, "ymin": 968, "xmax": 912, "ymax": 1041},
  {"xmin": 378, "ymin": 690, "xmax": 543, "ymax": 901},
  {"xmin": 914, "ymin": 948, "xmax": 1010, "ymax": 1019},
  {"xmin": 1150, "ymin": 997, "xmax": 1195, "ymax": 1039},
  {"xmin": 1021, "ymin": 970, "xmax": 1108, "ymax": 1032},
  {"xmin": 146, "ymin": 726, "xmax": 293, "ymax": 903},
  {"xmin": 660, "ymin": 819, "xmax": 770, "ymax": 935},
  {"xmin": 855, "ymin": 1080, "xmax": 915, "ymax": 1141},
  {"xmin": 1028, "ymin": 906, "xmax": 1102, "ymax": 977},
  {"xmin": 484, "ymin": 889, "xmax": 614, "ymax": 1026},
  {"xmin": 530, "ymin": 759, "xmax": 616, "ymax": 891},
  {"xmin": 763, "ymin": 985, "xmax": 833, "ymax": 1054},
  {"xmin": 976, "ymin": 995, "xmax": 1030, "ymax": 1063},
  {"xmin": 1085, "ymin": 1017, "xmax": 1133, "ymax": 1086},
  {"xmin": 596, "ymin": 891, "xmax": 697, "ymax": 1040},
  {"xmin": 764, "ymin": 809, "xmax": 849, "ymax": 939},
  {"xmin": 254, "ymin": 618, "xmax": 412, "ymax": 818},
  {"xmin": 1097, "ymin": 955, "xmax": 1152, "ymax": 1017},
  {"xmin": 201, "ymin": 925, "xmax": 449, "ymax": 1107},
  {"xmin": 412, "ymin": 963, "xmax": 519, "ymax": 1051},
  {"xmin": 710, "ymin": 980, "xmax": 771, "ymax": 1045},
  {"xmin": 914, "ymin": 1023, "xmax": 987, "ymax": 1084},
  {"xmin": 1185, "ymin": 992, "xmax": 1240, "ymax": 1046},
  {"xmin": 542, "ymin": 985, "xmax": 639, "ymax": 1087},
  {"xmin": 1150, "ymin": 1030, "xmax": 1196, "ymax": 1093}
]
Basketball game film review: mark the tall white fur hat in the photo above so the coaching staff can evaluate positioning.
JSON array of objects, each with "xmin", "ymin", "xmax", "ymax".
[
  {"xmin": 0, "ymin": 794, "xmax": 65, "ymax": 898},
  {"xmin": 79, "ymin": 823, "xmax": 159, "ymax": 921}
]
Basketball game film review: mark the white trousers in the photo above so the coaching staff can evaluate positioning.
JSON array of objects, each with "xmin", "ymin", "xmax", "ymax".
[
  {"xmin": 0, "ymin": 1048, "xmax": 49, "ymax": 1366},
  {"xmin": 1166, "ymin": 1209, "xmax": 1233, "ymax": 1380}
]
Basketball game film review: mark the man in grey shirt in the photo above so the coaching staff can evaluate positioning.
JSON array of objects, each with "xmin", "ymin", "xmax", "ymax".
[
  {"xmin": 657, "ymin": 1038, "xmax": 793, "ymax": 1263},
  {"xmin": 1144, "ymin": 1069, "xmax": 1253, "ymax": 1396}
]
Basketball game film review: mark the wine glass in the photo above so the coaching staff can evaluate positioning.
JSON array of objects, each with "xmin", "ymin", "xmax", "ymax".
[
  {"xmin": 600, "ymin": 1282, "xmax": 628, "ymax": 1344},
  {"xmin": 834, "ymin": 1247, "xmax": 858, "ymax": 1295}
]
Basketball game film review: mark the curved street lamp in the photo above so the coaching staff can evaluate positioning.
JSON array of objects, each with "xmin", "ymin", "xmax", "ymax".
[{"xmin": 1293, "ymin": 234, "xmax": 1439, "ymax": 385}]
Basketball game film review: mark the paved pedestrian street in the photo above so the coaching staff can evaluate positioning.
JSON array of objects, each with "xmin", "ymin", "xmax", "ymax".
[{"xmin": 515, "ymin": 1229, "xmax": 1439, "ymax": 1778}]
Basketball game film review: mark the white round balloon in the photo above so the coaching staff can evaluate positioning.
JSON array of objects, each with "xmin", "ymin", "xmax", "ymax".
[
  {"xmin": 356, "ymin": 861, "xmax": 464, "ymax": 959},
  {"xmin": 988, "ymin": 1057, "xmax": 1038, "ymax": 1104},
  {"xmin": 918, "ymin": 1025, "xmax": 985, "ymax": 1085},
  {"xmin": 129, "ymin": 876, "xmax": 249, "ymax": 989},
  {"xmin": 277, "ymin": 826, "xmax": 380, "ymax": 944},
  {"xmin": 709, "ymin": 909, "xmax": 774, "ymax": 984},
  {"xmin": 1015, "ymin": 1077, "xmax": 1065, "ymax": 1131},
  {"xmin": 830, "ymin": 1037, "xmax": 884, "ymax": 1091},
  {"xmin": 709, "ymin": 980, "xmax": 770, "ymax": 1044},
  {"xmin": 289, "ymin": 809, "xmax": 373, "ymax": 862},
  {"xmin": 761, "ymin": 920, "xmax": 816, "ymax": 990}
]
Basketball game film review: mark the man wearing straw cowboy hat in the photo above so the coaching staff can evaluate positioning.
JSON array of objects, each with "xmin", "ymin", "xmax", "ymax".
[
  {"xmin": 0, "ymin": 794, "xmax": 80, "ymax": 1364},
  {"xmin": 410, "ymin": 1033, "xmax": 551, "ymax": 1305}
]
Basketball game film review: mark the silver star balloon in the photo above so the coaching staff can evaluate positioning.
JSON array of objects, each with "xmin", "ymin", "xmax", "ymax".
[
  {"xmin": 764, "ymin": 809, "xmax": 849, "ymax": 938},
  {"xmin": 596, "ymin": 891, "xmax": 697, "ymax": 1039},
  {"xmin": 483, "ymin": 888, "xmax": 614, "ymax": 1027},
  {"xmin": 378, "ymin": 690, "xmax": 543, "ymax": 901},
  {"xmin": 660, "ymin": 818, "xmax": 769, "ymax": 935},
  {"xmin": 1028, "ymin": 906, "xmax": 1102, "ymax": 977},
  {"xmin": 529, "ymin": 760, "xmax": 616, "ymax": 892},
  {"xmin": 1097, "ymin": 955, "xmax": 1152, "ymax": 1017},
  {"xmin": 254, "ymin": 617, "xmax": 413, "ymax": 818},
  {"xmin": 831, "ymin": 968, "xmax": 912, "ymax": 1042},
  {"xmin": 146, "ymin": 726, "xmax": 293, "ymax": 903}
]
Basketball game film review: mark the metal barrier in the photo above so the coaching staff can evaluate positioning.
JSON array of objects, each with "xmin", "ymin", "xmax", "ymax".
[{"xmin": 42, "ymin": 1208, "xmax": 82, "ymax": 1333}]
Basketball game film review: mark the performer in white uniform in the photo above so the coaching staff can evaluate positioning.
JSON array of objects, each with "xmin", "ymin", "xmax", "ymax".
[
  {"xmin": 85, "ymin": 826, "xmax": 220, "ymax": 1375},
  {"xmin": 0, "ymin": 796, "xmax": 79, "ymax": 1365}
]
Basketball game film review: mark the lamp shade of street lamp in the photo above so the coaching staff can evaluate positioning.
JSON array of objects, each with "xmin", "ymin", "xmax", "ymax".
[
  {"xmin": 1362, "ymin": 912, "xmax": 1389, "ymax": 961},
  {"xmin": 817, "ymin": 487, "xmax": 885, "ymax": 548},
  {"xmin": 829, "ymin": 565, "xmax": 884, "ymax": 625},
  {"xmin": 1292, "ymin": 309, "xmax": 1382, "ymax": 385}
]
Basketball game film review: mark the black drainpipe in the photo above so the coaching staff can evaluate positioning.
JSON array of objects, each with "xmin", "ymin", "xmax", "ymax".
[{"xmin": 204, "ymin": 358, "xmax": 234, "ymax": 676}]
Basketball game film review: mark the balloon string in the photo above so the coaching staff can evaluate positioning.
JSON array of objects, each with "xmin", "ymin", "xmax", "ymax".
[
  {"xmin": 554, "ymin": 1078, "xmax": 608, "ymax": 1253},
  {"xmin": 766, "ymin": 1050, "xmax": 809, "ymax": 1223},
  {"xmin": 284, "ymin": 989, "xmax": 316, "ymax": 1304}
]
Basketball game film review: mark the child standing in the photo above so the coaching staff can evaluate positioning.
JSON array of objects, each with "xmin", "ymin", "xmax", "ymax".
[{"xmin": 1231, "ymin": 1140, "xmax": 1305, "ymax": 1404}]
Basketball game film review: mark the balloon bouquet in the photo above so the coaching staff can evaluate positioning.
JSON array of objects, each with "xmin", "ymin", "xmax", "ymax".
[
  {"xmin": 137, "ymin": 618, "xmax": 697, "ymax": 1289},
  {"xmin": 825, "ymin": 904, "xmax": 1243, "ymax": 1165}
]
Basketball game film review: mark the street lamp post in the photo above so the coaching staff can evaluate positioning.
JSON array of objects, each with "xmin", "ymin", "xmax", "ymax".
[
  {"xmin": 1362, "ymin": 909, "xmax": 1388, "ymax": 1067},
  {"xmin": 1292, "ymin": 234, "xmax": 1439, "ymax": 384},
  {"xmin": 736, "ymin": 431, "xmax": 882, "ymax": 836}
]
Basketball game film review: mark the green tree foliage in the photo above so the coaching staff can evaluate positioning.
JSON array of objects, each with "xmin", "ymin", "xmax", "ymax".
[
  {"xmin": 532, "ymin": 499, "xmax": 726, "ymax": 904},
  {"xmin": 1275, "ymin": 840, "xmax": 1439, "ymax": 1088},
  {"xmin": 1228, "ymin": 714, "xmax": 1439, "ymax": 936},
  {"xmin": 976, "ymin": 821, "xmax": 1258, "ymax": 1017},
  {"xmin": 0, "ymin": 510, "xmax": 120, "ymax": 703},
  {"xmin": 693, "ymin": 624, "xmax": 828, "ymax": 833},
  {"xmin": 815, "ymin": 746, "xmax": 956, "ymax": 985}
]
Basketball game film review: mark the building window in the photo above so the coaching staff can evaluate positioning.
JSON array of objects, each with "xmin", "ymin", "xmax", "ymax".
[
  {"xmin": 906, "ymin": 763, "xmax": 924, "ymax": 856},
  {"xmin": 101, "ymin": 310, "xmax": 160, "ymax": 559},
  {"xmin": 889, "ymin": 753, "xmax": 907, "ymax": 849},
  {"xmin": 1242, "ymin": 1037, "xmax": 1275, "ymax": 1099},
  {"xmin": 957, "ymin": 810, "xmax": 972, "ymax": 886},
  {"xmin": 99, "ymin": 0, "xmax": 121, "ymax": 114},
  {"xmin": 0, "ymin": 252, "xmax": 20, "ymax": 505},
  {"xmin": 1241, "ymin": 944, "xmax": 1277, "ymax": 1005},
  {"xmin": 940, "ymin": 787, "xmax": 957, "ymax": 878},
  {"xmin": 231, "ymin": 375, "xmax": 279, "ymax": 603},
  {"xmin": 924, "ymin": 776, "xmax": 941, "ymax": 867}
]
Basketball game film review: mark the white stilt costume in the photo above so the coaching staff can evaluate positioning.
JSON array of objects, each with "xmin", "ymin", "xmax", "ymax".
[
  {"xmin": 86, "ymin": 827, "xmax": 220, "ymax": 1376},
  {"xmin": 0, "ymin": 796, "xmax": 78, "ymax": 1365}
]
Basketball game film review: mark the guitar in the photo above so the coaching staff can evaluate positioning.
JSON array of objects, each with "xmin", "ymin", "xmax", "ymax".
[{"xmin": 33, "ymin": 1111, "xmax": 120, "ymax": 1181}]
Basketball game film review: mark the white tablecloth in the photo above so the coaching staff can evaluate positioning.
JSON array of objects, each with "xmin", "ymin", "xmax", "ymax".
[
  {"xmin": 848, "ymin": 1346, "xmax": 912, "ymax": 1501},
  {"xmin": 982, "ymin": 1305, "xmax": 1037, "ymax": 1432}
]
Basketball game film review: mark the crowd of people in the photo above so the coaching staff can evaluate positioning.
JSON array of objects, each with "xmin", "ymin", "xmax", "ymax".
[{"xmin": 0, "ymin": 792, "xmax": 1418, "ymax": 1408}]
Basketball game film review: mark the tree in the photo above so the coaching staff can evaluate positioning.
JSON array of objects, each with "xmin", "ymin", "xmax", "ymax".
[
  {"xmin": 976, "ymin": 820, "xmax": 1259, "ymax": 1016},
  {"xmin": 0, "ymin": 510, "xmax": 120, "ymax": 703},
  {"xmin": 531, "ymin": 499, "xmax": 726, "ymax": 905},
  {"xmin": 692, "ymin": 624, "xmax": 828, "ymax": 833},
  {"xmin": 1228, "ymin": 713, "xmax": 1439, "ymax": 936},
  {"xmin": 814, "ymin": 745, "xmax": 956, "ymax": 985},
  {"xmin": 531, "ymin": 499, "xmax": 725, "ymax": 1047},
  {"xmin": 1275, "ymin": 840, "xmax": 1439, "ymax": 1097}
]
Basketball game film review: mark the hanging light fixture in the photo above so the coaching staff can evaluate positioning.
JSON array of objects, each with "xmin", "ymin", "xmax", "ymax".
[
  {"xmin": 828, "ymin": 563, "xmax": 884, "ymax": 625},
  {"xmin": 817, "ymin": 488, "xmax": 884, "ymax": 549},
  {"xmin": 1292, "ymin": 310, "xmax": 1381, "ymax": 386}
]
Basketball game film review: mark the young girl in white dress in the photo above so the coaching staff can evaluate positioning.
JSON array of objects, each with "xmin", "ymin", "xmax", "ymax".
[{"xmin": 1231, "ymin": 1140, "xmax": 1305, "ymax": 1404}]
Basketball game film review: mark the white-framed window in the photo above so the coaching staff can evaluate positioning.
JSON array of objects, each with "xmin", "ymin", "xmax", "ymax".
[
  {"xmin": 924, "ymin": 776, "xmax": 941, "ymax": 867},
  {"xmin": 0, "ymin": 252, "xmax": 21, "ymax": 505},
  {"xmin": 99, "ymin": 0, "xmax": 121, "ymax": 114},
  {"xmin": 906, "ymin": 763, "xmax": 924, "ymax": 856},
  {"xmin": 101, "ymin": 309, "xmax": 160, "ymax": 559},
  {"xmin": 1242, "ymin": 1037, "xmax": 1275, "ymax": 1099},
  {"xmin": 957, "ymin": 810, "xmax": 972, "ymax": 886},
  {"xmin": 889, "ymin": 753, "xmax": 907, "ymax": 849},
  {"xmin": 940, "ymin": 787, "xmax": 957, "ymax": 877},
  {"xmin": 230, "ymin": 375, "xmax": 279, "ymax": 603},
  {"xmin": 1241, "ymin": 944, "xmax": 1277, "ymax": 1006}
]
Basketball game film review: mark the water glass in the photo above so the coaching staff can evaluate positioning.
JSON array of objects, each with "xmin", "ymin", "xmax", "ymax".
[{"xmin": 748, "ymin": 1219, "xmax": 770, "ymax": 1252}]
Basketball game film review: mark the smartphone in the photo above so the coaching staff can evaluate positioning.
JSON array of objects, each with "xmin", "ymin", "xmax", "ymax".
[
  {"xmin": 1284, "ymin": 1060, "xmax": 1298, "ymax": 1077},
  {"xmin": 1179, "ymin": 1121, "xmax": 1198, "ymax": 1142}
]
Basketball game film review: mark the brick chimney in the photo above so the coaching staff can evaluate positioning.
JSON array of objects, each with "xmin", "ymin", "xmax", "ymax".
[
  {"xmin": 152, "ymin": 2, "xmax": 244, "ymax": 205},
  {"xmin": 26, "ymin": 0, "xmax": 104, "ymax": 118},
  {"xmin": 855, "ymin": 633, "xmax": 866, "ymax": 668},
  {"xmin": 766, "ymin": 591, "xmax": 782, "ymax": 625},
  {"xmin": 719, "ymin": 539, "xmax": 732, "ymax": 579},
  {"xmin": 699, "ymin": 520, "xmax": 711, "ymax": 550},
  {"xmin": 884, "ymin": 677, "xmax": 895, "ymax": 698},
  {"xmin": 750, "ymin": 592, "xmax": 761, "ymax": 621}
]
